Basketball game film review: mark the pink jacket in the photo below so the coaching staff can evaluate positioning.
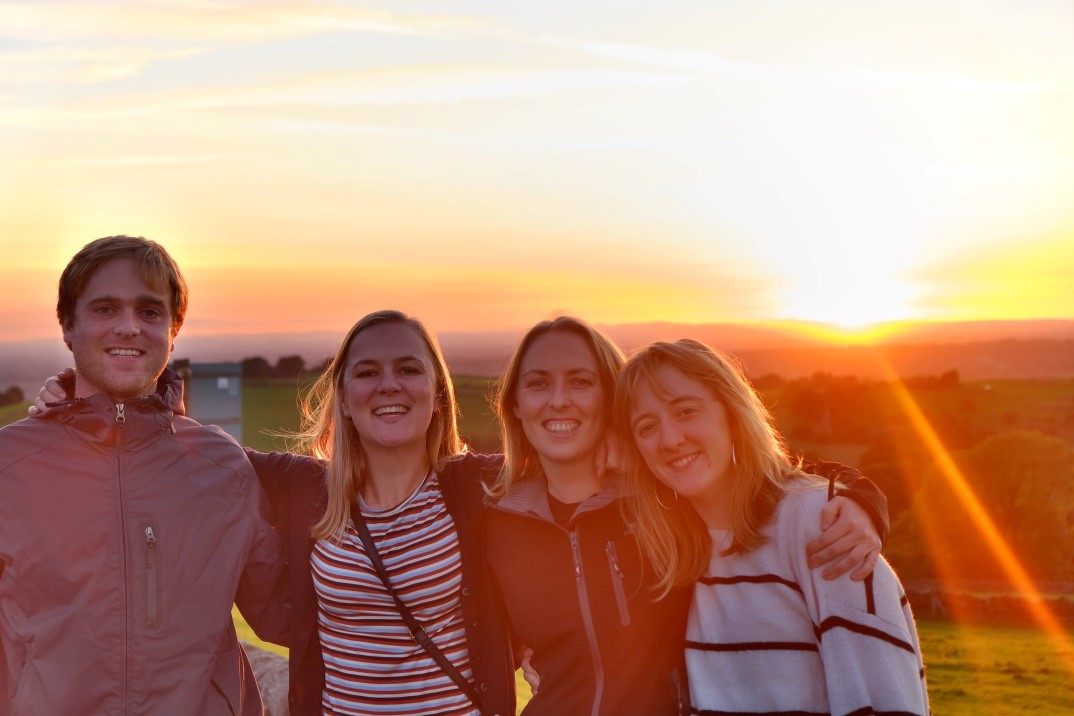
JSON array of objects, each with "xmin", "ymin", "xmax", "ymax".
[{"xmin": 0, "ymin": 371, "xmax": 283, "ymax": 715}]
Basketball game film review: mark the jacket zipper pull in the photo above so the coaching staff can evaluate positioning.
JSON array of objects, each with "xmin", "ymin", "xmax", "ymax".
[
  {"xmin": 605, "ymin": 541, "xmax": 632, "ymax": 626},
  {"xmin": 569, "ymin": 531, "xmax": 582, "ymax": 580},
  {"xmin": 146, "ymin": 525, "xmax": 159, "ymax": 628},
  {"xmin": 115, "ymin": 403, "xmax": 126, "ymax": 423}
]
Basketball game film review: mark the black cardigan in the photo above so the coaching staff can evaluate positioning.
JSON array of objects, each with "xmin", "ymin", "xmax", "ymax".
[{"xmin": 246, "ymin": 449, "xmax": 516, "ymax": 716}]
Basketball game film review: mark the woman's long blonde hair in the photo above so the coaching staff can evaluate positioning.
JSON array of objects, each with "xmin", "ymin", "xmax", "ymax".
[
  {"xmin": 613, "ymin": 339, "xmax": 801, "ymax": 598},
  {"xmin": 488, "ymin": 316, "xmax": 625, "ymax": 498},
  {"xmin": 296, "ymin": 310, "xmax": 466, "ymax": 541}
]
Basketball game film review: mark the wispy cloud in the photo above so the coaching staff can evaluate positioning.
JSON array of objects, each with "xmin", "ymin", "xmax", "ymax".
[
  {"xmin": 63, "ymin": 152, "xmax": 242, "ymax": 167},
  {"xmin": 0, "ymin": 1, "xmax": 476, "ymax": 43},
  {"xmin": 0, "ymin": 64, "xmax": 680, "ymax": 128},
  {"xmin": 550, "ymin": 36, "xmax": 1043, "ymax": 95},
  {"xmin": 0, "ymin": 45, "xmax": 204, "ymax": 85}
]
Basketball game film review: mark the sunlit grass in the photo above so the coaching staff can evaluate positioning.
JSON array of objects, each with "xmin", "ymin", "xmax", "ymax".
[
  {"xmin": 233, "ymin": 611, "xmax": 1073, "ymax": 715},
  {"xmin": 919, "ymin": 620, "xmax": 1074, "ymax": 714}
]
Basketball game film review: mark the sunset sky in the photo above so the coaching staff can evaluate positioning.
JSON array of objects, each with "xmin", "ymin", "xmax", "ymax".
[{"xmin": 2, "ymin": 0, "xmax": 1072, "ymax": 343}]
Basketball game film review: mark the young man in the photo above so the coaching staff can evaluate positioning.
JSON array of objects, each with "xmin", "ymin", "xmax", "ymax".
[{"xmin": 0, "ymin": 236, "xmax": 283, "ymax": 715}]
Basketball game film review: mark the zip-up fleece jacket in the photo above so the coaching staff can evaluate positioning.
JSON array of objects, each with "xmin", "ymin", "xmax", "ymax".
[
  {"xmin": 485, "ymin": 478, "xmax": 692, "ymax": 716},
  {"xmin": 483, "ymin": 463, "xmax": 888, "ymax": 716},
  {"xmin": 0, "ymin": 370, "xmax": 284, "ymax": 716},
  {"xmin": 245, "ymin": 449, "xmax": 517, "ymax": 716}
]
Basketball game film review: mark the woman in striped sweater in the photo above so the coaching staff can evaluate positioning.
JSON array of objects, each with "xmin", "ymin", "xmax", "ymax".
[{"xmin": 614, "ymin": 339, "xmax": 929, "ymax": 716}]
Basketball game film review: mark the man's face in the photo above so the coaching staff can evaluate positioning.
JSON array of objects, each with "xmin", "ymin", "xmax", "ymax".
[{"xmin": 62, "ymin": 257, "xmax": 174, "ymax": 402}]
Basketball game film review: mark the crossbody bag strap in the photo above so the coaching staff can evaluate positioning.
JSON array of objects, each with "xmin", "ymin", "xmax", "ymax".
[{"xmin": 350, "ymin": 506, "xmax": 486, "ymax": 714}]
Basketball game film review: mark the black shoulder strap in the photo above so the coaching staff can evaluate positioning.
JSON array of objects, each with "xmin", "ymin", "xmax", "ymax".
[{"xmin": 350, "ymin": 504, "xmax": 486, "ymax": 714}]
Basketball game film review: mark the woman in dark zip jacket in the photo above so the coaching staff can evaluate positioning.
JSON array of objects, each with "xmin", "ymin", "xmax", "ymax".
[{"xmin": 483, "ymin": 316, "xmax": 888, "ymax": 716}]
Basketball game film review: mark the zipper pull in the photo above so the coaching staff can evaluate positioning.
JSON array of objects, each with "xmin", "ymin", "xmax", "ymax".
[
  {"xmin": 569, "ymin": 531, "xmax": 582, "ymax": 580},
  {"xmin": 606, "ymin": 541, "xmax": 625, "ymax": 579},
  {"xmin": 115, "ymin": 404, "xmax": 126, "ymax": 424},
  {"xmin": 145, "ymin": 525, "xmax": 156, "ymax": 568}
]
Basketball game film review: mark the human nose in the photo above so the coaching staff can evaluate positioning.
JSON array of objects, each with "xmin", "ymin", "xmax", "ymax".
[
  {"xmin": 658, "ymin": 421, "xmax": 684, "ymax": 449},
  {"xmin": 549, "ymin": 380, "xmax": 571, "ymax": 408},
  {"xmin": 378, "ymin": 370, "xmax": 400, "ymax": 393},
  {"xmin": 113, "ymin": 309, "xmax": 140, "ymax": 337}
]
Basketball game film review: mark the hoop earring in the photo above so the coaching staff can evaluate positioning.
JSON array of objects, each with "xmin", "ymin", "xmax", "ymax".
[
  {"xmin": 731, "ymin": 442, "xmax": 737, "ymax": 469},
  {"xmin": 655, "ymin": 484, "xmax": 679, "ymax": 510}
]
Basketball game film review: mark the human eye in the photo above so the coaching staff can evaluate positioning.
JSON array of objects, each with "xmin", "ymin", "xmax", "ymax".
[
  {"xmin": 633, "ymin": 421, "xmax": 656, "ymax": 439},
  {"xmin": 93, "ymin": 305, "xmax": 115, "ymax": 315},
  {"xmin": 677, "ymin": 405, "xmax": 700, "ymax": 420},
  {"xmin": 399, "ymin": 363, "xmax": 424, "ymax": 376},
  {"xmin": 524, "ymin": 377, "xmax": 548, "ymax": 390},
  {"xmin": 572, "ymin": 376, "xmax": 595, "ymax": 389},
  {"xmin": 141, "ymin": 308, "xmax": 163, "ymax": 319}
]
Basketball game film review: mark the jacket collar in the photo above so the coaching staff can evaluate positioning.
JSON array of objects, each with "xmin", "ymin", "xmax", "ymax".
[
  {"xmin": 44, "ymin": 368, "xmax": 184, "ymax": 452},
  {"xmin": 485, "ymin": 472, "xmax": 621, "ymax": 526}
]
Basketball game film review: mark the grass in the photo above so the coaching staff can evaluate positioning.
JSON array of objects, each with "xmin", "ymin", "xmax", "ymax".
[
  {"xmin": 918, "ymin": 619, "xmax": 1074, "ymax": 714},
  {"xmin": 234, "ymin": 612, "xmax": 1074, "ymax": 714},
  {"xmin": 0, "ymin": 402, "xmax": 30, "ymax": 426}
]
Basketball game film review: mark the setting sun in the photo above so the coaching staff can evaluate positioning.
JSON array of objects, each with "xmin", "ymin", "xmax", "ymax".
[{"xmin": 0, "ymin": 0, "xmax": 1071, "ymax": 339}]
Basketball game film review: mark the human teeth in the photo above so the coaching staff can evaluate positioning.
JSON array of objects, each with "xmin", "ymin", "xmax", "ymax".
[
  {"xmin": 545, "ymin": 421, "xmax": 578, "ymax": 433},
  {"xmin": 374, "ymin": 405, "xmax": 407, "ymax": 416},
  {"xmin": 670, "ymin": 454, "xmax": 696, "ymax": 469},
  {"xmin": 110, "ymin": 349, "xmax": 142, "ymax": 357}
]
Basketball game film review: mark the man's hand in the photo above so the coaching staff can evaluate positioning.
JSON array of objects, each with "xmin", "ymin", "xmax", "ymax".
[{"xmin": 806, "ymin": 495, "xmax": 881, "ymax": 581}]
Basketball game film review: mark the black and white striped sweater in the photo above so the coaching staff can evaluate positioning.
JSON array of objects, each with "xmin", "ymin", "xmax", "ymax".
[{"xmin": 686, "ymin": 480, "xmax": 929, "ymax": 716}]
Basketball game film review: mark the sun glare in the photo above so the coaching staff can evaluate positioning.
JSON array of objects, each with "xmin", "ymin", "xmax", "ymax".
[
  {"xmin": 779, "ymin": 273, "xmax": 918, "ymax": 331},
  {"xmin": 876, "ymin": 356, "xmax": 1074, "ymax": 678}
]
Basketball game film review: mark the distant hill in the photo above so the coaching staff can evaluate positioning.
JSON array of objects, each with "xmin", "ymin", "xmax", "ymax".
[{"xmin": 2, "ymin": 319, "xmax": 1072, "ymax": 394}]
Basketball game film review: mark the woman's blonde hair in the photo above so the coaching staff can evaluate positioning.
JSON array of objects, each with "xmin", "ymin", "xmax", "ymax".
[
  {"xmin": 297, "ymin": 310, "xmax": 465, "ymax": 541},
  {"xmin": 613, "ymin": 339, "xmax": 801, "ymax": 597},
  {"xmin": 488, "ymin": 316, "xmax": 624, "ymax": 497}
]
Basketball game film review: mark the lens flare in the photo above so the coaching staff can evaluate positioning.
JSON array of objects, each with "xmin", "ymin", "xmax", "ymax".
[{"xmin": 873, "ymin": 352, "xmax": 1074, "ymax": 678}]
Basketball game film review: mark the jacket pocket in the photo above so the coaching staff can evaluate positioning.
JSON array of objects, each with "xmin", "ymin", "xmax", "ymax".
[
  {"xmin": 142, "ymin": 522, "xmax": 162, "ymax": 629},
  {"xmin": 605, "ymin": 540, "xmax": 631, "ymax": 626}
]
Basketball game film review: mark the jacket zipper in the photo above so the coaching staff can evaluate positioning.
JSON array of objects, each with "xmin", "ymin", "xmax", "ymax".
[
  {"xmin": 671, "ymin": 666, "xmax": 685, "ymax": 716},
  {"xmin": 569, "ymin": 530, "xmax": 605, "ymax": 716},
  {"xmin": 115, "ymin": 402, "xmax": 129, "ymax": 708},
  {"xmin": 145, "ymin": 525, "xmax": 159, "ymax": 628},
  {"xmin": 604, "ymin": 541, "xmax": 631, "ymax": 627}
]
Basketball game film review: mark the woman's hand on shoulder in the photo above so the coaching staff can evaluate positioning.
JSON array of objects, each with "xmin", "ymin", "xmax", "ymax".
[{"xmin": 28, "ymin": 367, "xmax": 74, "ymax": 417}]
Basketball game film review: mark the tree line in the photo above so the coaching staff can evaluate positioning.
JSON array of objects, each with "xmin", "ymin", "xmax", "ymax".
[{"xmin": 763, "ymin": 370, "xmax": 1074, "ymax": 584}]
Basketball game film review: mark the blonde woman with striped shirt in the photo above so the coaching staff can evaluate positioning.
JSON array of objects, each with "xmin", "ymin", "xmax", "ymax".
[{"xmin": 615, "ymin": 339, "xmax": 929, "ymax": 716}]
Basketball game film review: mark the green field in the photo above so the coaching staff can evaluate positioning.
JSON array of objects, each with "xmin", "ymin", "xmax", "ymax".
[
  {"xmin": 0, "ymin": 402, "xmax": 29, "ymax": 427},
  {"xmin": 9, "ymin": 379, "xmax": 1074, "ymax": 713},
  {"xmin": 235, "ymin": 612, "xmax": 1074, "ymax": 714}
]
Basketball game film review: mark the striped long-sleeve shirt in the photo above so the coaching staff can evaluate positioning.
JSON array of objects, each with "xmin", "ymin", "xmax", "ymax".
[
  {"xmin": 686, "ymin": 480, "xmax": 929, "ymax": 716},
  {"xmin": 311, "ymin": 472, "xmax": 479, "ymax": 716}
]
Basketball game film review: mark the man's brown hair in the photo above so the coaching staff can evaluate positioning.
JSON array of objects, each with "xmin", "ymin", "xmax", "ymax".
[{"xmin": 57, "ymin": 235, "xmax": 188, "ymax": 345}]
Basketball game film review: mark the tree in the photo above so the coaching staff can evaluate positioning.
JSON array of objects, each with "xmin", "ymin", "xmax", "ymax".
[
  {"xmin": 241, "ymin": 356, "xmax": 274, "ymax": 380},
  {"xmin": 275, "ymin": 355, "xmax": 305, "ymax": 379},
  {"xmin": 888, "ymin": 431, "xmax": 1074, "ymax": 583},
  {"xmin": 0, "ymin": 385, "xmax": 25, "ymax": 407}
]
